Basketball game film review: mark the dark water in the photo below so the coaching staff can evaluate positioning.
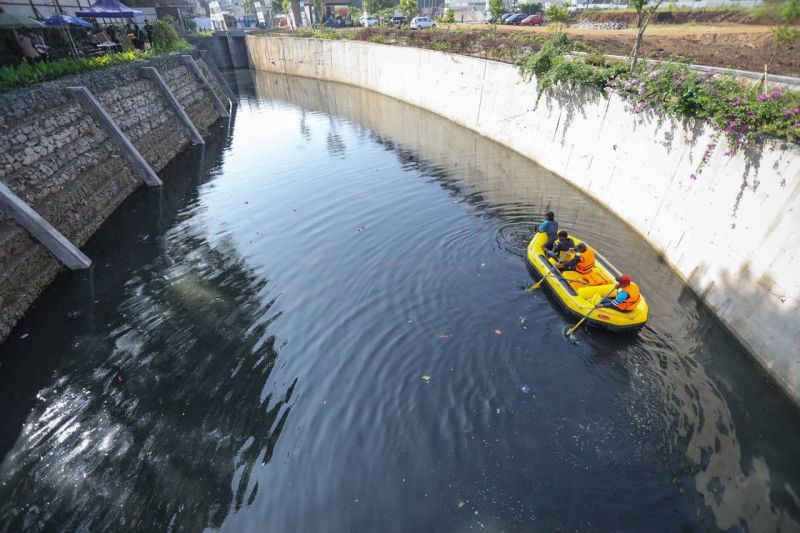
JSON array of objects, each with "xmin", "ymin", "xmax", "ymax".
[{"xmin": 1, "ymin": 70, "xmax": 799, "ymax": 532}]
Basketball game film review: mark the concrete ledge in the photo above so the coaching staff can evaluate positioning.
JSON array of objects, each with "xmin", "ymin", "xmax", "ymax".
[
  {"xmin": 181, "ymin": 55, "xmax": 231, "ymax": 118},
  {"xmin": 66, "ymin": 86, "xmax": 163, "ymax": 188},
  {"xmin": 198, "ymin": 50, "xmax": 239, "ymax": 103},
  {"xmin": 140, "ymin": 66, "xmax": 205, "ymax": 145},
  {"xmin": 0, "ymin": 182, "xmax": 91, "ymax": 270}
]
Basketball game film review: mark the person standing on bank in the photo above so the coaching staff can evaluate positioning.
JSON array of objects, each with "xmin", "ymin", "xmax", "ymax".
[
  {"xmin": 16, "ymin": 29, "xmax": 40, "ymax": 63},
  {"xmin": 144, "ymin": 19, "xmax": 154, "ymax": 48},
  {"xmin": 536, "ymin": 211, "xmax": 559, "ymax": 251},
  {"xmin": 133, "ymin": 24, "xmax": 146, "ymax": 50}
]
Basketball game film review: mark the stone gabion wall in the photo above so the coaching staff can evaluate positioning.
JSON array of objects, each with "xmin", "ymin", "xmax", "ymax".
[
  {"xmin": 161, "ymin": 64, "xmax": 221, "ymax": 133},
  {"xmin": 0, "ymin": 53, "xmax": 229, "ymax": 341}
]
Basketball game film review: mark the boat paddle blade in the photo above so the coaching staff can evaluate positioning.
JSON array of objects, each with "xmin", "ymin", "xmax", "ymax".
[{"xmin": 562, "ymin": 325, "xmax": 579, "ymax": 344}]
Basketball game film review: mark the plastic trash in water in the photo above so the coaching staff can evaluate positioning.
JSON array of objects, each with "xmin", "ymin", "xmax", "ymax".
[
  {"xmin": 421, "ymin": 375, "xmax": 431, "ymax": 383},
  {"xmin": 521, "ymin": 385, "xmax": 531, "ymax": 394},
  {"xmin": 494, "ymin": 329, "xmax": 502, "ymax": 335}
]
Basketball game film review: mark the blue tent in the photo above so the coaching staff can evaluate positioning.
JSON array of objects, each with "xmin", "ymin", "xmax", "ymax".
[
  {"xmin": 43, "ymin": 14, "xmax": 93, "ymax": 27},
  {"xmin": 75, "ymin": 0, "xmax": 144, "ymax": 19}
]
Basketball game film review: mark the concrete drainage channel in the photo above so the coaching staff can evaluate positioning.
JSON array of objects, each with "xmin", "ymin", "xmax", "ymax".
[
  {"xmin": 0, "ymin": 51, "xmax": 237, "ymax": 341},
  {"xmin": 246, "ymin": 35, "xmax": 800, "ymax": 406}
]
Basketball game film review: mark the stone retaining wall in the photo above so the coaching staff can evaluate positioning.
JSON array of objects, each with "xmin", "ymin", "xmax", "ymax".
[
  {"xmin": 0, "ymin": 53, "xmax": 230, "ymax": 340},
  {"xmin": 246, "ymin": 35, "xmax": 800, "ymax": 406}
]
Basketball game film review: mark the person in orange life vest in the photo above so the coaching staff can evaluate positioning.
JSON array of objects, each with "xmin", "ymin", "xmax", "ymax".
[
  {"xmin": 559, "ymin": 242, "xmax": 595, "ymax": 274},
  {"xmin": 597, "ymin": 275, "xmax": 641, "ymax": 312},
  {"xmin": 536, "ymin": 211, "xmax": 559, "ymax": 251}
]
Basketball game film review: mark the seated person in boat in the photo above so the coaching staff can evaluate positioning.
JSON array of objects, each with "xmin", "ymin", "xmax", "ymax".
[
  {"xmin": 597, "ymin": 275, "xmax": 641, "ymax": 312},
  {"xmin": 559, "ymin": 242, "xmax": 594, "ymax": 274},
  {"xmin": 536, "ymin": 211, "xmax": 559, "ymax": 251},
  {"xmin": 559, "ymin": 242, "xmax": 607, "ymax": 286},
  {"xmin": 546, "ymin": 230, "xmax": 574, "ymax": 262}
]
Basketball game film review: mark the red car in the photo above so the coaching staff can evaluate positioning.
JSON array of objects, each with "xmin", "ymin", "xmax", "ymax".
[{"xmin": 520, "ymin": 14, "xmax": 544, "ymax": 26}]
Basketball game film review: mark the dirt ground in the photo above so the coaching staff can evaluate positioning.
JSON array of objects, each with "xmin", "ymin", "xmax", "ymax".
[{"xmin": 456, "ymin": 23, "xmax": 799, "ymax": 77}]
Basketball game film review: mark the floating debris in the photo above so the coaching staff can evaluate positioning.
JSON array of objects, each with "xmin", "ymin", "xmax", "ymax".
[{"xmin": 421, "ymin": 375, "xmax": 431, "ymax": 383}]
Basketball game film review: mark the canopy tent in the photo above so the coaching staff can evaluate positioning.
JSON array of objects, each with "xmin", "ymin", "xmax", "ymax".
[
  {"xmin": 43, "ymin": 15, "xmax": 93, "ymax": 28},
  {"xmin": 75, "ymin": 0, "xmax": 144, "ymax": 19},
  {"xmin": 0, "ymin": 12, "xmax": 44, "ymax": 28}
]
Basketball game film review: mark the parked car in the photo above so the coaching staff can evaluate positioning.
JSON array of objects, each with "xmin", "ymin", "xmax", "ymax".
[
  {"xmin": 360, "ymin": 15, "xmax": 379, "ymax": 27},
  {"xmin": 520, "ymin": 14, "xmax": 544, "ymax": 26},
  {"xmin": 505, "ymin": 13, "xmax": 528, "ymax": 25},
  {"xmin": 389, "ymin": 16, "xmax": 406, "ymax": 26},
  {"xmin": 410, "ymin": 16, "xmax": 436, "ymax": 29},
  {"xmin": 500, "ymin": 13, "xmax": 515, "ymax": 22}
]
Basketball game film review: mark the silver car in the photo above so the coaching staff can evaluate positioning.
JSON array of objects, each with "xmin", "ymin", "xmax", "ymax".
[{"xmin": 410, "ymin": 16, "xmax": 436, "ymax": 29}]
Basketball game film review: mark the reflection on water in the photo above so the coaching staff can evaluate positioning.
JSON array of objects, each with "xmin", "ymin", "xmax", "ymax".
[{"xmin": 0, "ymin": 70, "xmax": 798, "ymax": 532}]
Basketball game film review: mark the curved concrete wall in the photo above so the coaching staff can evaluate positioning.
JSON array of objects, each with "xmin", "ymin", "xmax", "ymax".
[{"xmin": 246, "ymin": 35, "xmax": 800, "ymax": 405}]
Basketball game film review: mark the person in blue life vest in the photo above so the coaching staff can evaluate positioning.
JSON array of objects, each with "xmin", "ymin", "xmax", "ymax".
[
  {"xmin": 536, "ymin": 211, "xmax": 559, "ymax": 251},
  {"xmin": 597, "ymin": 275, "xmax": 641, "ymax": 312}
]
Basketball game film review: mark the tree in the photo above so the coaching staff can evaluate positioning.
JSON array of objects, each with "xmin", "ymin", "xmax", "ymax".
[
  {"xmin": 487, "ymin": 0, "xmax": 504, "ymax": 29},
  {"xmin": 629, "ymin": 0, "xmax": 665, "ymax": 70},
  {"xmin": 766, "ymin": 0, "xmax": 799, "ymax": 80},
  {"xmin": 399, "ymin": 0, "xmax": 416, "ymax": 22},
  {"xmin": 313, "ymin": 0, "xmax": 324, "ymax": 23},
  {"xmin": 281, "ymin": 0, "xmax": 295, "ymax": 28},
  {"xmin": 444, "ymin": 7, "xmax": 455, "ymax": 23},
  {"xmin": 544, "ymin": 3, "xmax": 569, "ymax": 38}
]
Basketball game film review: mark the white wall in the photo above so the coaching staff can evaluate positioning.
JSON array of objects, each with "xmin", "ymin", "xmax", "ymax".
[{"xmin": 246, "ymin": 35, "xmax": 800, "ymax": 406}]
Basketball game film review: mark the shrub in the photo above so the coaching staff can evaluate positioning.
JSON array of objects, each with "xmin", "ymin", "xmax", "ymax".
[
  {"xmin": 584, "ymin": 52, "xmax": 607, "ymax": 67},
  {"xmin": 0, "ymin": 50, "xmax": 142, "ymax": 91},
  {"xmin": 152, "ymin": 16, "xmax": 189, "ymax": 52}
]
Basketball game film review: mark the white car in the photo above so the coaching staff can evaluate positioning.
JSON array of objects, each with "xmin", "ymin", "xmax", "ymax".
[
  {"xmin": 360, "ymin": 15, "xmax": 379, "ymax": 27},
  {"xmin": 410, "ymin": 16, "xmax": 436, "ymax": 29}
]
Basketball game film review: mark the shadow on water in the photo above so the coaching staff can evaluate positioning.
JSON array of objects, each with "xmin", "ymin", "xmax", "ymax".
[{"xmin": 0, "ymin": 110, "xmax": 296, "ymax": 530}]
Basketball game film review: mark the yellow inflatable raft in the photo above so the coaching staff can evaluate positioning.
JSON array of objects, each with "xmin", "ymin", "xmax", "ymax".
[{"xmin": 526, "ymin": 232, "xmax": 648, "ymax": 331}]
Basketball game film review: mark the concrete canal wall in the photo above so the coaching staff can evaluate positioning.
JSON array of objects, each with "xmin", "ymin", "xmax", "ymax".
[
  {"xmin": 0, "ymin": 52, "xmax": 233, "ymax": 341},
  {"xmin": 246, "ymin": 35, "xmax": 800, "ymax": 405}
]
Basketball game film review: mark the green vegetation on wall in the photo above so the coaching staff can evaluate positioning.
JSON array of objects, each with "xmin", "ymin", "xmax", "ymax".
[
  {"xmin": 0, "ymin": 20, "xmax": 191, "ymax": 93},
  {"xmin": 280, "ymin": 28, "xmax": 800, "ymax": 158},
  {"xmin": 516, "ymin": 35, "xmax": 800, "ymax": 177}
]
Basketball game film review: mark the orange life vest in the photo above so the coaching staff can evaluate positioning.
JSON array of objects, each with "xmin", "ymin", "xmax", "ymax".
[
  {"xmin": 575, "ymin": 246, "xmax": 595, "ymax": 274},
  {"xmin": 616, "ymin": 282, "xmax": 641, "ymax": 311}
]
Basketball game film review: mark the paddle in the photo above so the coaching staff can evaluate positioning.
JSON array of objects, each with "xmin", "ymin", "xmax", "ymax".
[
  {"xmin": 563, "ymin": 285, "xmax": 618, "ymax": 338},
  {"xmin": 529, "ymin": 250, "xmax": 574, "ymax": 291}
]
